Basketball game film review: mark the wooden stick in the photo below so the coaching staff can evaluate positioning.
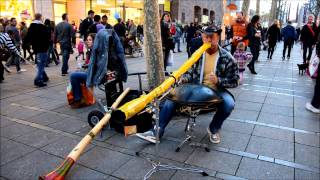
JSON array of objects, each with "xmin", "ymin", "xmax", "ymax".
[{"xmin": 39, "ymin": 88, "xmax": 130, "ymax": 180}]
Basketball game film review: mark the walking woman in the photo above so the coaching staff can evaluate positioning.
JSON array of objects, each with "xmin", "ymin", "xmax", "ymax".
[
  {"xmin": 160, "ymin": 13, "xmax": 173, "ymax": 72},
  {"xmin": 247, "ymin": 15, "xmax": 262, "ymax": 74},
  {"xmin": 266, "ymin": 20, "xmax": 280, "ymax": 60}
]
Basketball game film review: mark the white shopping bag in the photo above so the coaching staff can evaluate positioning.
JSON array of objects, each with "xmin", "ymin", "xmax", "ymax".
[
  {"xmin": 307, "ymin": 53, "xmax": 319, "ymax": 79},
  {"xmin": 167, "ymin": 50, "xmax": 174, "ymax": 66}
]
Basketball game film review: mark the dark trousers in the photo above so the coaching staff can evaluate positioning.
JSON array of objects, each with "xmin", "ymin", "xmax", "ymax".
[
  {"xmin": 231, "ymin": 45, "xmax": 237, "ymax": 55},
  {"xmin": 61, "ymin": 48, "xmax": 70, "ymax": 74},
  {"xmin": 303, "ymin": 44, "xmax": 314, "ymax": 64},
  {"xmin": 6, "ymin": 53, "xmax": 21, "ymax": 71},
  {"xmin": 283, "ymin": 40, "xmax": 293, "ymax": 58},
  {"xmin": 0, "ymin": 61, "xmax": 4, "ymax": 82},
  {"xmin": 311, "ymin": 64, "xmax": 320, "ymax": 108},
  {"xmin": 249, "ymin": 45, "xmax": 260, "ymax": 69},
  {"xmin": 268, "ymin": 43, "xmax": 276, "ymax": 58},
  {"xmin": 70, "ymin": 72, "xmax": 87, "ymax": 101},
  {"xmin": 163, "ymin": 48, "xmax": 170, "ymax": 71}
]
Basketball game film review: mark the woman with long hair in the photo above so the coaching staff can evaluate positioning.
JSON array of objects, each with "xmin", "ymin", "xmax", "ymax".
[
  {"xmin": 160, "ymin": 12, "xmax": 173, "ymax": 72},
  {"xmin": 266, "ymin": 19, "xmax": 280, "ymax": 60}
]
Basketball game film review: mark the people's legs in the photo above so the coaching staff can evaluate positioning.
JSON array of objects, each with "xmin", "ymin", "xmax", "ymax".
[
  {"xmin": 311, "ymin": 65, "xmax": 320, "ymax": 108},
  {"xmin": 177, "ymin": 38, "xmax": 181, "ymax": 51},
  {"xmin": 13, "ymin": 54, "xmax": 21, "ymax": 71},
  {"xmin": 158, "ymin": 99, "xmax": 177, "ymax": 137},
  {"xmin": 307, "ymin": 45, "xmax": 313, "ymax": 63},
  {"xmin": 70, "ymin": 72, "xmax": 87, "ymax": 101},
  {"xmin": 34, "ymin": 53, "xmax": 47, "ymax": 84},
  {"xmin": 163, "ymin": 48, "xmax": 170, "ymax": 71},
  {"xmin": 249, "ymin": 46, "xmax": 259, "ymax": 73},
  {"xmin": 287, "ymin": 42, "xmax": 293, "ymax": 58},
  {"xmin": 303, "ymin": 44, "xmax": 308, "ymax": 64},
  {"xmin": 283, "ymin": 41, "xmax": 288, "ymax": 58},
  {"xmin": 61, "ymin": 48, "xmax": 70, "ymax": 74},
  {"xmin": 270, "ymin": 45, "xmax": 275, "ymax": 58},
  {"xmin": 0, "ymin": 61, "xmax": 4, "ymax": 81},
  {"xmin": 209, "ymin": 91, "xmax": 235, "ymax": 134},
  {"xmin": 231, "ymin": 45, "xmax": 237, "ymax": 55}
]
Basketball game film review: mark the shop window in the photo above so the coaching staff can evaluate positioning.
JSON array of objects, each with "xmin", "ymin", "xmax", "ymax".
[
  {"xmin": 54, "ymin": 2, "xmax": 66, "ymax": 23},
  {"xmin": 0, "ymin": 0, "xmax": 33, "ymax": 24}
]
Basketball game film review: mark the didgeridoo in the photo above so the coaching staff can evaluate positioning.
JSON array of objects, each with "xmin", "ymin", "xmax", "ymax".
[{"xmin": 39, "ymin": 88, "xmax": 130, "ymax": 180}]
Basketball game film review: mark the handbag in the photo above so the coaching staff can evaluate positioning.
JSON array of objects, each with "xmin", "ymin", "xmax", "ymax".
[
  {"xmin": 307, "ymin": 53, "xmax": 319, "ymax": 79},
  {"xmin": 67, "ymin": 82, "xmax": 95, "ymax": 107}
]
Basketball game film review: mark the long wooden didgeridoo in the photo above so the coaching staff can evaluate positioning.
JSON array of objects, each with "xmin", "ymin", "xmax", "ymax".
[{"xmin": 39, "ymin": 88, "xmax": 131, "ymax": 180}]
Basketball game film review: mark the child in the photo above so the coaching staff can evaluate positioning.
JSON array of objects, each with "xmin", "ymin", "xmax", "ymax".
[
  {"xmin": 76, "ymin": 39, "xmax": 85, "ymax": 61},
  {"xmin": 233, "ymin": 42, "xmax": 252, "ymax": 84}
]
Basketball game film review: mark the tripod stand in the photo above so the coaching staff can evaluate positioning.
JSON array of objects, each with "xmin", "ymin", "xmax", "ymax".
[{"xmin": 136, "ymin": 98, "xmax": 208, "ymax": 180}]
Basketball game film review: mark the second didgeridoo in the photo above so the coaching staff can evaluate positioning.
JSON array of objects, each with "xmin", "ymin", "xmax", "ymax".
[{"xmin": 39, "ymin": 88, "xmax": 131, "ymax": 180}]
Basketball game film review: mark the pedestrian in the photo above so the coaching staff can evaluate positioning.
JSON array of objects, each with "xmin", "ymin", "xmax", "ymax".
[
  {"xmin": 128, "ymin": 20, "xmax": 137, "ymax": 41},
  {"xmin": 88, "ymin": 15, "xmax": 105, "ymax": 34},
  {"xmin": 102, "ymin": 15, "xmax": 112, "ymax": 29},
  {"xmin": 0, "ymin": 24, "xmax": 21, "ymax": 82},
  {"xmin": 247, "ymin": 15, "xmax": 262, "ymax": 75},
  {"xmin": 24, "ymin": 13, "xmax": 50, "ymax": 87},
  {"xmin": 20, "ymin": 21, "xmax": 34, "ymax": 62},
  {"xmin": 234, "ymin": 42, "xmax": 252, "ymax": 84},
  {"xmin": 266, "ymin": 20, "xmax": 281, "ymax": 60},
  {"xmin": 71, "ymin": 20, "xmax": 77, "ymax": 48},
  {"xmin": 186, "ymin": 23, "xmax": 196, "ymax": 57},
  {"xmin": 79, "ymin": 10, "xmax": 94, "ymax": 40},
  {"xmin": 300, "ymin": 15, "xmax": 318, "ymax": 64},
  {"xmin": 296, "ymin": 27, "xmax": 301, "ymax": 43},
  {"xmin": 76, "ymin": 39, "xmax": 85, "ymax": 61},
  {"xmin": 281, "ymin": 21, "xmax": 297, "ymax": 60},
  {"xmin": 55, "ymin": 13, "xmax": 73, "ymax": 76},
  {"xmin": 160, "ymin": 13, "xmax": 173, "ymax": 71},
  {"xmin": 137, "ymin": 24, "xmax": 143, "ymax": 44},
  {"xmin": 45, "ymin": 19, "xmax": 59, "ymax": 65},
  {"xmin": 173, "ymin": 23, "xmax": 182, "ymax": 52},
  {"xmin": 230, "ymin": 11, "xmax": 248, "ymax": 55},
  {"xmin": 113, "ymin": 18, "xmax": 126, "ymax": 46},
  {"xmin": 4, "ymin": 18, "xmax": 25, "ymax": 73}
]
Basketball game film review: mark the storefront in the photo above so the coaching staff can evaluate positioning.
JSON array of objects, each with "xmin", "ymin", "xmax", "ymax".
[{"xmin": 0, "ymin": 0, "xmax": 34, "ymax": 23}]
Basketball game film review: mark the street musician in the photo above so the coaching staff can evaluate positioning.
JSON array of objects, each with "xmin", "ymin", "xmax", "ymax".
[{"xmin": 136, "ymin": 25, "xmax": 239, "ymax": 144}]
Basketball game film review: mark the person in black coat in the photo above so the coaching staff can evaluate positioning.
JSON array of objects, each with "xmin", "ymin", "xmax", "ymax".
[
  {"xmin": 186, "ymin": 23, "xmax": 196, "ymax": 57},
  {"xmin": 266, "ymin": 20, "xmax": 280, "ymax": 59},
  {"xmin": 300, "ymin": 15, "xmax": 318, "ymax": 64},
  {"xmin": 113, "ymin": 18, "xmax": 126, "ymax": 46},
  {"xmin": 247, "ymin": 15, "xmax": 262, "ymax": 74},
  {"xmin": 160, "ymin": 13, "xmax": 173, "ymax": 71},
  {"xmin": 79, "ymin": 10, "xmax": 94, "ymax": 40}
]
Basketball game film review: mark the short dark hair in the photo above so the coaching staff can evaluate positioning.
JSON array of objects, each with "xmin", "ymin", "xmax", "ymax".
[
  {"xmin": 34, "ymin": 13, "xmax": 42, "ymax": 20},
  {"xmin": 94, "ymin": 15, "xmax": 101, "ymax": 22},
  {"xmin": 62, "ymin": 13, "xmax": 68, "ymax": 20},
  {"xmin": 250, "ymin": 15, "xmax": 260, "ymax": 24},
  {"xmin": 102, "ymin": 15, "xmax": 108, "ymax": 19},
  {"xmin": 117, "ymin": 18, "xmax": 122, "ymax": 23},
  {"xmin": 88, "ymin": 10, "xmax": 94, "ymax": 15},
  {"xmin": 287, "ymin": 21, "xmax": 292, "ymax": 24},
  {"xmin": 10, "ymin": 18, "xmax": 16, "ymax": 22}
]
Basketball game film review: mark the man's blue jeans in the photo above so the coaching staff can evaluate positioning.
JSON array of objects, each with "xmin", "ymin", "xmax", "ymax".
[
  {"xmin": 61, "ymin": 48, "xmax": 70, "ymax": 74},
  {"xmin": 70, "ymin": 72, "xmax": 87, "ymax": 101},
  {"xmin": 158, "ymin": 90, "xmax": 235, "ymax": 137},
  {"xmin": 34, "ymin": 53, "xmax": 48, "ymax": 84}
]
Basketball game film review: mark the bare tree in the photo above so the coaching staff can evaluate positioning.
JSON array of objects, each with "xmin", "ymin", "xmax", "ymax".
[
  {"xmin": 307, "ymin": 0, "xmax": 320, "ymax": 22},
  {"xmin": 143, "ymin": 0, "xmax": 165, "ymax": 89},
  {"xmin": 269, "ymin": 0, "xmax": 278, "ymax": 25},
  {"xmin": 242, "ymin": 0, "xmax": 250, "ymax": 17}
]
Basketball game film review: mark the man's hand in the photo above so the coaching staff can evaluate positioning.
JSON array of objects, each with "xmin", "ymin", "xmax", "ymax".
[{"xmin": 209, "ymin": 72, "xmax": 218, "ymax": 85}]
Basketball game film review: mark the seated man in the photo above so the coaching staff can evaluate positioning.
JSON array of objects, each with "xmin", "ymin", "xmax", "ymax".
[{"xmin": 136, "ymin": 26, "xmax": 239, "ymax": 144}]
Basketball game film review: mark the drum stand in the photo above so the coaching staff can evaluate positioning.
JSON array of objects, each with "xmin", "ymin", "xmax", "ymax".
[{"xmin": 136, "ymin": 98, "xmax": 208, "ymax": 180}]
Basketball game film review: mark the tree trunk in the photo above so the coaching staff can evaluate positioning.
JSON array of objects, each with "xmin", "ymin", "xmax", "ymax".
[
  {"xmin": 143, "ymin": 0, "xmax": 165, "ymax": 90},
  {"xmin": 256, "ymin": 0, "xmax": 260, "ymax": 15},
  {"xmin": 269, "ymin": 0, "xmax": 277, "ymax": 25},
  {"xmin": 241, "ymin": 0, "xmax": 250, "ymax": 17}
]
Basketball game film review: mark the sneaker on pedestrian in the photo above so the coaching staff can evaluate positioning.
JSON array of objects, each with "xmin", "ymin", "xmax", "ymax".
[
  {"xmin": 282, "ymin": 56, "xmax": 285, "ymax": 61},
  {"xmin": 207, "ymin": 128, "xmax": 221, "ymax": 144},
  {"xmin": 305, "ymin": 102, "xmax": 320, "ymax": 114},
  {"xmin": 17, "ymin": 69, "xmax": 27, "ymax": 73},
  {"xmin": 3, "ymin": 64, "xmax": 11, "ymax": 73},
  {"xmin": 135, "ymin": 130, "xmax": 157, "ymax": 144},
  {"xmin": 62, "ymin": 72, "xmax": 68, "ymax": 76}
]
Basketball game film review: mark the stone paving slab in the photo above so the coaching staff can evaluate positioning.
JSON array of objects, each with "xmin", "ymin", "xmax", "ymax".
[
  {"xmin": 0, "ymin": 123, "xmax": 39, "ymax": 139},
  {"xmin": 246, "ymin": 136, "xmax": 294, "ymax": 161},
  {"xmin": 294, "ymin": 132, "xmax": 320, "ymax": 148},
  {"xmin": 222, "ymin": 120, "xmax": 255, "ymax": 135},
  {"xmin": 47, "ymin": 117, "xmax": 87, "ymax": 134},
  {"xmin": 252, "ymin": 126, "xmax": 294, "ymax": 142},
  {"xmin": 0, "ymin": 116, "xmax": 16, "ymax": 128},
  {"xmin": 257, "ymin": 113, "xmax": 293, "ymax": 128},
  {"xmin": 294, "ymin": 169, "xmax": 320, "ymax": 180},
  {"xmin": 295, "ymin": 143, "xmax": 320, "ymax": 168},
  {"xmin": 228, "ymin": 109, "xmax": 260, "ymax": 122},
  {"xmin": 185, "ymin": 149, "xmax": 242, "ymax": 175},
  {"xmin": 236, "ymin": 157, "xmax": 294, "ymax": 180}
]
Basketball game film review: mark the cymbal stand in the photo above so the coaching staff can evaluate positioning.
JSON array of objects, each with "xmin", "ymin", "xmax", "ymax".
[{"xmin": 136, "ymin": 97, "xmax": 208, "ymax": 180}]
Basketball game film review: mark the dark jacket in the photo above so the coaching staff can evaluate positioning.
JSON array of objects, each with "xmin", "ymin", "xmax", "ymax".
[
  {"xmin": 300, "ymin": 23, "xmax": 318, "ymax": 45},
  {"xmin": 114, "ymin": 22, "xmax": 126, "ymax": 37},
  {"xmin": 281, "ymin": 24, "xmax": 297, "ymax": 42},
  {"xmin": 267, "ymin": 24, "xmax": 281, "ymax": 44},
  {"xmin": 185, "ymin": 37, "xmax": 239, "ymax": 89},
  {"xmin": 55, "ymin": 21, "xmax": 73, "ymax": 50},
  {"xmin": 80, "ymin": 17, "xmax": 93, "ymax": 37},
  {"xmin": 161, "ymin": 21, "xmax": 173, "ymax": 49},
  {"xmin": 86, "ymin": 29, "xmax": 128, "ymax": 87},
  {"xmin": 24, "ymin": 20, "xmax": 50, "ymax": 53},
  {"xmin": 247, "ymin": 23, "xmax": 262, "ymax": 47}
]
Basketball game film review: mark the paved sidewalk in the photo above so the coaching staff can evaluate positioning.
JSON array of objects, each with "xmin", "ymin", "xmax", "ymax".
[{"xmin": 0, "ymin": 43, "xmax": 319, "ymax": 180}]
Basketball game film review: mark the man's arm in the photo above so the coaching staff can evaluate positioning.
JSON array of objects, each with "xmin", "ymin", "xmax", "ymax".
[{"xmin": 2, "ymin": 33, "xmax": 19, "ymax": 55}]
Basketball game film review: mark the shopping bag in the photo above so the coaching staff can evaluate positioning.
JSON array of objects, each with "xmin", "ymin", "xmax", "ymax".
[
  {"xmin": 67, "ymin": 82, "xmax": 95, "ymax": 107},
  {"xmin": 307, "ymin": 53, "xmax": 319, "ymax": 79},
  {"xmin": 167, "ymin": 50, "xmax": 174, "ymax": 66}
]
